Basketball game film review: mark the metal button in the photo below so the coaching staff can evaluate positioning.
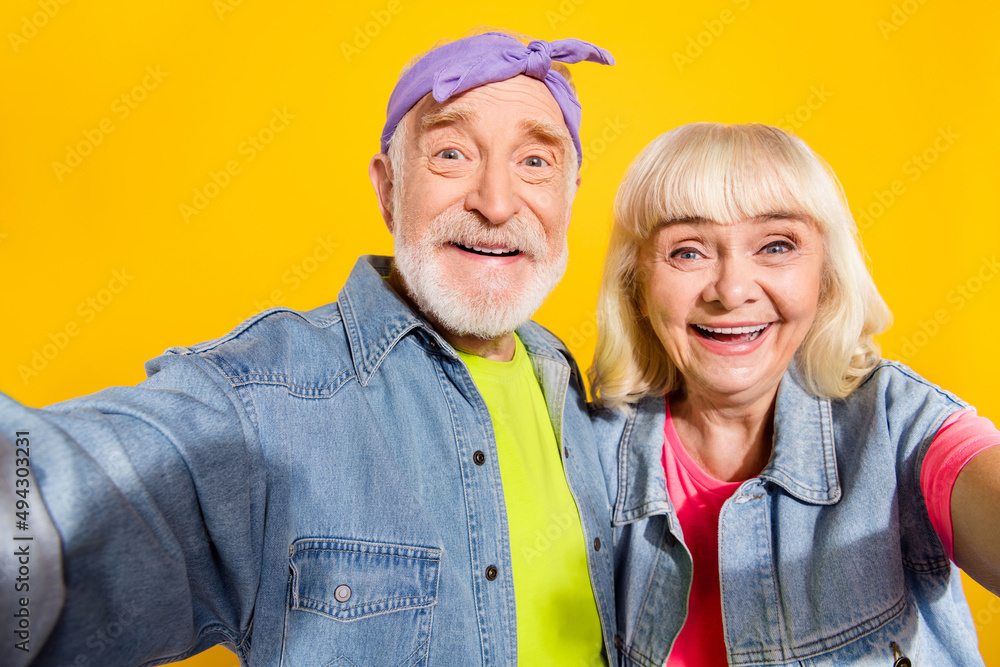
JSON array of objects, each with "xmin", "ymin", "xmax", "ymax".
[
  {"xmin": 473, "ymin": 450, "xmax": 486, "ymax": 466},
  {"xmin": 485, "ymin": 565, "xmax": 498, "ymax": 581},
  {"xmin": 334, "ymin": 584, "xmax": 352, "ymax": 603},
  {"xmin": 891, "ymin": 642, "xmax": 911, "ymax": 667},
  {"xmin": 594, "ymin": 538, "xmax": 601, "ymax": 551}
]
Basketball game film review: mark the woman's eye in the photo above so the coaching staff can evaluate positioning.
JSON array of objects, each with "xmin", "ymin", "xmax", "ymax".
[
  {"xmin": 523, "ymin": 155, "xmax": 549, "ymax": 167},
  {"xmin": 671, "ymin": 248, "xmax": 702, "ymax": 260},
  {"xmin": 762, "ymin": 241, "xmax": 793, "ymax": 254},
  {"xmin": 435, "ymin": 148, "xmax": 466, "ymax": 160}
]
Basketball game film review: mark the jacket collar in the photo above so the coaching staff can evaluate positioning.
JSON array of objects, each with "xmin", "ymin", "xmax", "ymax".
[
  {"xmin": 611, "ymin": 395, "xmax": 674, "ymax": 527},
  {"xmin": 613, "ymin": 365, "xmax": 841, "ymax": 525},
  {"xmin": 337, "ymin": 255, "xmax": 570, "ymax": 385},
  {"xmin": 338, "ymin": 256, "xmax": 452, "ymax": 385},
  {"xmin": 761, "ymin": 365, "xmax": 841, "ymax": 505}
]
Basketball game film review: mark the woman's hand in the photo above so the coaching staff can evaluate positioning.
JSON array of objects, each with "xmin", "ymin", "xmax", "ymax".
[{"xmin": 952, "ymin": 446, "xmax": 1000, "ymax": 594}]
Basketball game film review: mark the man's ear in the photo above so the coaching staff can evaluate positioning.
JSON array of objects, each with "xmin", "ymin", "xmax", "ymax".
[{"xmin": 368, "ymin": 154, "xmax": 395, "ymax": 233}]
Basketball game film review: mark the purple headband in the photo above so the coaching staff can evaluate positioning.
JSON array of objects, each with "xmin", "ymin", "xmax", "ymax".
[{"xmin": 380, "ymin": 32, "xmax": 614, "ymax": 166}]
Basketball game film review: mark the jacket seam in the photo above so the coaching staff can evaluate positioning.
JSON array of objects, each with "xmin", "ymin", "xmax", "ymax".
[
  {"xmin": 184, "ymin": 355, "xmax": 266, "ymax": 660},
  {"xmin": 618, "ymin": 635, "xmax": 659, "ymax": 667},
  {"xmin": 400, "ymin": 638, "xmax": 431, "ymax": 667},
  {"xmin": 432, "ymin": 358, "xmax": 493, "ymax": 666},
  {"xmin": 138, "ymin": 624, "xmax": 242, "ymax": 667},
  {"xmin": 902, "ymin": 556, "xmax": 951, "ymax": 573},
  {"xmin": 296, "ymin": 593, "xmax": 435, "ymax": 612},
  {"xmin": 867, "ymin": 361, "xmax": 969, "ymax": 409},
  {"xmin": 222, "ymin": 370, "xmax": 356, "ymax": 398},
  {"xmin": 178, "ymin": 308, "xmax": 342, "ymax": 355},
  {"xmin": 728, "ymin": 595, "xmax": 906, "ymax": 663},
  {"xmin": 615, "ymin": 407, "xmax": 638, "ymax": 523}
]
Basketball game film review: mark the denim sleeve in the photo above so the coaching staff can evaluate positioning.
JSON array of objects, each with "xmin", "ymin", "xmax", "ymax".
[{"xmin": 0, "ymin": 352, "xmax": 264, "ymax": 666}]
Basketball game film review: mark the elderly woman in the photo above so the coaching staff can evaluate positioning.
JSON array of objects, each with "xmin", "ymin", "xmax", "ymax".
[{"xmin": 591, "ymin": 123, "xmax": 1000, "ymax": 666}]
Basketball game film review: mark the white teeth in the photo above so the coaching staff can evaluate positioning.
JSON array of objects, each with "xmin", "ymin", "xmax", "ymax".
[
  {"xmin": 458, "ymin": 242, "xmax": 514, "ymax": 255},
  {"xmin": 695, "ymin": 323, "xmax": 769, "ymax": 335}
]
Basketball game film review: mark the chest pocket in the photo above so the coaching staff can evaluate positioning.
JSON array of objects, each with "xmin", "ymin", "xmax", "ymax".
[{"xmin": 283, "ymin": 538, "xmax": 441, "ymax": 667}]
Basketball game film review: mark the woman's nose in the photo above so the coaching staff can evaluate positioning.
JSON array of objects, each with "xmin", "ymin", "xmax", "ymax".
[{"xmin": 702, "ymin": 256, "xmax": 761, "ymax": 310}]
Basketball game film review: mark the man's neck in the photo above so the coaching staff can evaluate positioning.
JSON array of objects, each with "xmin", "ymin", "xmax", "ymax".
[{"xmin": 386, "ymin": 267, "xmax": 517, "ymax": 362}]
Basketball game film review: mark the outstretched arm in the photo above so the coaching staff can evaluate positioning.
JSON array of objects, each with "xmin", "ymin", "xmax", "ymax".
[
  {"xmin": 0, "ymin": 352, "xmax": 264, "ymax": 666},
  {"xmin": 952, "ymin": 445, "xmax": 1000, "ymax": 595}
]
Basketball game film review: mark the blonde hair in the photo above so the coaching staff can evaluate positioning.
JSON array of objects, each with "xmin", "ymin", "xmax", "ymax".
[{"xmin": 590, "ymin": 123, "xmax": 892, "ymax": 409}]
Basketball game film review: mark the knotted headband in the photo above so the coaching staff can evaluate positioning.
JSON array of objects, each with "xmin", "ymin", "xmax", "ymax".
[{"xmin": 380, "ymin": 32, "xmax": 615, "ymax": 166}]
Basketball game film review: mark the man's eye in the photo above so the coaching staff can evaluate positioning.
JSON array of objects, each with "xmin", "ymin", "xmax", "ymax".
[
  {"xmin": 523, "ymin": 156, "xmax": 549, "ymax": 167},
  {"xmin": 435, "ymin": 148, "xmax": 466, "ymax": 160}
]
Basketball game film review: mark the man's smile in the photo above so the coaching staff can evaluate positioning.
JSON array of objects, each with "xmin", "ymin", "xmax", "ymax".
[{"xmin": 452, "ymin": 241, "xmax": 521, "ymax": 257}]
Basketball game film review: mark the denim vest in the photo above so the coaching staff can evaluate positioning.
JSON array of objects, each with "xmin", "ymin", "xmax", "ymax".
[
  {"xmin": 0, "ymin": 255, "xmax": 615, "ymax": 666},
  {"xmin": 594, "ymin": 362, "xmax": 982, "ymax": 666}
]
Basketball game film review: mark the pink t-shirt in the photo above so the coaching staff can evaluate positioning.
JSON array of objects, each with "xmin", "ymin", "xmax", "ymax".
[{"xmin": 662, "ymin": 401, "xmax": 999, "ymax": 666}]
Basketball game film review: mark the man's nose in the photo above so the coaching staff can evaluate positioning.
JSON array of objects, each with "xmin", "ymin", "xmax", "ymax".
[
  {"xmin": 702, "ymin": 256, "xmax": 761, "ymax": 310},
  {"xmin": 465, "ymin": 157, "xmax": 520, "ymax": 224}
]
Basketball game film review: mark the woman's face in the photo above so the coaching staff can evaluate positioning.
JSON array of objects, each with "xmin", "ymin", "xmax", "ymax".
[{"xmin": 638, "ymin": 213, "xmax": 825, "ymax": 407}]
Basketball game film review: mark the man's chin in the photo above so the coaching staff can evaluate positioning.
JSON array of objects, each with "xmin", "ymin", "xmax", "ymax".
[
  {"xmin": 393, "ymin": 246, "xmax": 567, "ymax": 341},
  {"xmin": 418, "ymin": 287, "xmax": 542, "ymax": 340}
]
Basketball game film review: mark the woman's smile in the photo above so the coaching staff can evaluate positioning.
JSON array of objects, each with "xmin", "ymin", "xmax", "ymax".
[{"xmin": 690, "ymin": 321, "xmax": 775, "ymax": 355}]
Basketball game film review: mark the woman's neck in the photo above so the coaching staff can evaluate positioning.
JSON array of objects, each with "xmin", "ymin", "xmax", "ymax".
[{"xmin": 669, "ymin": 389, "xmax": 776, "ymax": 483}]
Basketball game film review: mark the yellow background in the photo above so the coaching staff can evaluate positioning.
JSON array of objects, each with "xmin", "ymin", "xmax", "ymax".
[{"xmin": 2, "ymin": 0, "xmax": 998, "ymax": 664}]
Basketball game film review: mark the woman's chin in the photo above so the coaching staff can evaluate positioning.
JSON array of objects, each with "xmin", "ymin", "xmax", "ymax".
[{"xmin": 682, "ymin": 367, "xmax": 785, "ymax": 406}]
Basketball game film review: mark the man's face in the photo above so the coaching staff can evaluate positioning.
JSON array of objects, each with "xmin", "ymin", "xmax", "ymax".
[{"xmin": 382, "ymin": 75, "xmax": 577, "ymax": 339}]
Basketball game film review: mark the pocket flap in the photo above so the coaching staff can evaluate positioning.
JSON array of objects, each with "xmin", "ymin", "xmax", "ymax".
[{"xmin": 289, "ymin": 538, "xmax": 441, "ymax": 621}]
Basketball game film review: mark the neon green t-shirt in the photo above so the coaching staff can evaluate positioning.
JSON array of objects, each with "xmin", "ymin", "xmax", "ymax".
[{"xmin": 458, "ymin": 334, "xmax": 605, "ymax": 667}]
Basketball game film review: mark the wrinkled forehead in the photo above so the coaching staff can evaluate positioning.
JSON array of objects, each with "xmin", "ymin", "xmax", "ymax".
[{"xmin": 406, "ymin": 76, "xmax": 572, "ymax": 148}]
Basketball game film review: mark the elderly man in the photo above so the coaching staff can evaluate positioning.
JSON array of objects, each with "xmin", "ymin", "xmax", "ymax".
[{"xmin": 0, "ymin": 31, "xmax": 614, "ymax": 666}]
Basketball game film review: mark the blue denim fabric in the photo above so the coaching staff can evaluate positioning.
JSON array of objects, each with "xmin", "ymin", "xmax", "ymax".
[
  {"xmin": 595, "ymin": 361, "xmax": 983, "ymax": 666},
  {"xmin": 0, "ymin": 255, "xmax": 615, "ymax": 667}
]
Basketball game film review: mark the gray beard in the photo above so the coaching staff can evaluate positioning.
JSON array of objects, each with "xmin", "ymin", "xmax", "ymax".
[{"xmin": 392, "ymin": 209, "xmax": 568, "ymax": 340}]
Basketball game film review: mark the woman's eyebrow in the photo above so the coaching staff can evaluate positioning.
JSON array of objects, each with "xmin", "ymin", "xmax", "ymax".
[{"xmin": 752, "ymin": 212, "xmax": 808, "ymax": 223}]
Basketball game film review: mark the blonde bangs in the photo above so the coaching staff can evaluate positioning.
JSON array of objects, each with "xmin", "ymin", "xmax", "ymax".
[{"xmin": 614, "ymin": 123, "xmax": 842, "ymax": 240}]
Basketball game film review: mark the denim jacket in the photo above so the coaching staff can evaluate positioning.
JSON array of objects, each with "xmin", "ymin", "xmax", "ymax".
[
  {"xmin": 594, "ymin": 361, "xmax": 982, "ymax": 666},
  {"xmin": 0, "ymin": 255, "xmax": 615, "ymax": 667}
]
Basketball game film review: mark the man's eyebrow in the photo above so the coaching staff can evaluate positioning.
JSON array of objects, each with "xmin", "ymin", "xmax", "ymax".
[
  {"xmin": 520, "ymin": 119, "xmax": 572, "ymax": 148},
  {"xmin": 420, "ymin": 104, "xmax": 479, "ymax": 131}
]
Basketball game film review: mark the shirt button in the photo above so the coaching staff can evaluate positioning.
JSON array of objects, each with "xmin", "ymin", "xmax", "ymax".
[
  {"xmin": 563, "ymin": 446, "xmax": 569, "ymax": 458},
  {"xmin": 473, "ymin": 450, "xmax": 486, "ymax": 466},
  {"xmin": 594, "ymin": 538, "xmax": 601, "ymax": 551},
  {"xmin": 334, "ymin": 584, "xmax": 352, "ymax": 603},
  {"xmin": 485, "ymin": 565, "xmax": 498, "ymax": 581}
]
